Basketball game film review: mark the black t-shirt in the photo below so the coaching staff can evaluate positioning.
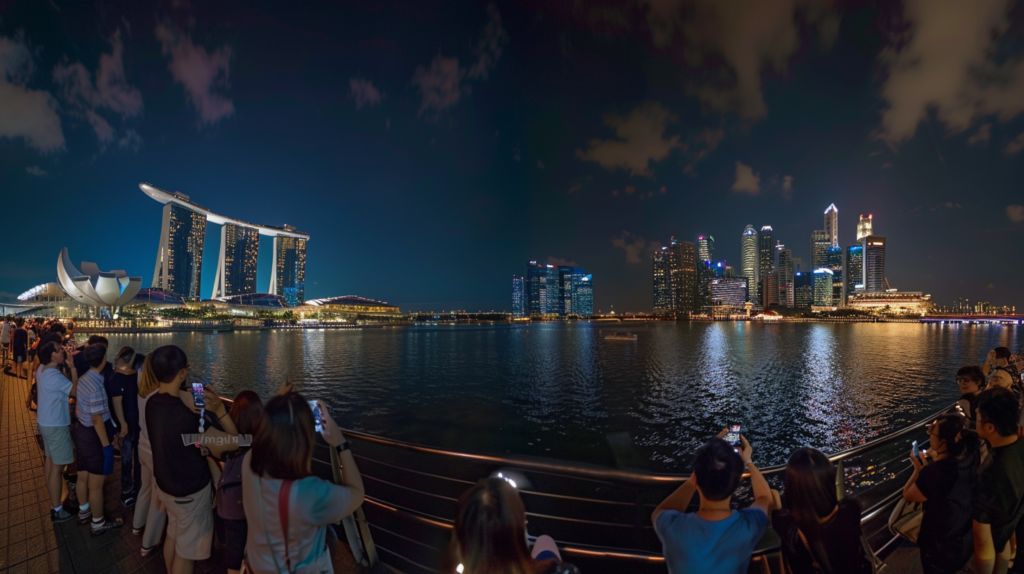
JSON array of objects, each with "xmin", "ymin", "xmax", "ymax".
[
  {"xmin": 105, "ymin": 371, "xmax": 140, "ymax": 433},
  {"xmin": 773, "ymin": 498, "xmax": 869, "ymax": 574},
  {"xmin": 12, "ymin": 328, "xmax": 27, "ymax": 353},
  {"xmin": 146, "ymin": 392, "xmax": 219, "ymax": 497},
  {"xmin": 916, "ymin": 452, "xmax": 977, "ymax": 565},
  {"xmin": 973, "ymin": 438, "xmax": 1024, "ymax": 550}
]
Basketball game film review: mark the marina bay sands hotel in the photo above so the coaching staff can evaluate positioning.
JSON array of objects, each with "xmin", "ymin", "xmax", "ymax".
[{"xmin": 140, "ymin": 182, "xmax": 309, "ymax": 305}]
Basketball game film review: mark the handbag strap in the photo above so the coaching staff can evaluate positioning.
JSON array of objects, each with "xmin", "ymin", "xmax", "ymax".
[{"xmin": 279, "ymin": 479, "xmax": 295, "ymax": 573}]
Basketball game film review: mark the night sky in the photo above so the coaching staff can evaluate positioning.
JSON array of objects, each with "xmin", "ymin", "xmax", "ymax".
[{"xmin": 2, "ymin": 0, "xmax": 1022, "ymax": 312}]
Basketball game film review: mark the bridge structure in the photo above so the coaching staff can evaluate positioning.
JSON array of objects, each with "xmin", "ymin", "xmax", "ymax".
[{"xmin": 921, "ymin": 314, "xmax": 1024, "ymax": 324}]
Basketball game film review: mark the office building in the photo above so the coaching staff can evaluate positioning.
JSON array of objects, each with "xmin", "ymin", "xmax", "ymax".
[
  {"xmin": 827, "ymin": 246, "xmax": 844, "ymax": 305},
  {"xmin": 846, "ymin": 245, "xmax": 863, "ymax": 299},
  {"xmin": 512, "ymin": 276, "xmax": 525, "ymax": 317},
  {"xmin": 213, "ymin": 223, "xmax": 259, "ymax": 298},
  {"xmin": 711, "ymin": 277, "xmax": 748, "ymax": 309},
  {"xmin": 856, "ymin": 214, "xmax": 873, "ymax": 241},
  {"xmin": 740, "ymin": 225, "xmax": 760, "ymax": 305},
  {"xmin": 653, "ymin": 247, "xmax": 673, "ymax": 313},
  {"xmin": 559, "ymin": 266, "xmax": 592, "ymax": 316},
  {"xmin": 811, "ymin": 229, "xmax": 830, "ymax": 270},
  {"xmin": 698, "ymin": 235, "xmax": 715, "ymax": 263},
  {"xmin": 825, "ymin": 203, "xmax": 839, "ymax": 247},
  {"xmin": 526, "ymin": 262, "xmax": 559, "ymax": 315},
  {"xmin": 862, "ymin": 236, "xmax": 886, "ymax": 293},
  {"xmin": 152, "ymin": 202, "xmax": 207, "ymax": 301},
  {"xmin": 762, "ymin": 271, "xmax": 779, "ymax": 309},
  {"xmin": 792, "ymin": 257, "xmax": 803, "ymax": 273},
  {"xmin": 777, "ymin": 246, "xmax": 794, "ymax": 307},
  {"xmin": 696, "ymin": 260, "xmax": 714, "ymax": 314},
  {"xmin": 848, "ymin": 291, "xmax": 931, "ymax": 315},
  {"xmin": 794, "ymin": 272, "xmax": 813, "ymax": 309},
  {"xmin": 273, "ymin": 233, "xmax": 308, "ymax": 306},
  {"xmin": 674, "ymin": 238, "xmax": 697, "ymax": 315},
  {"xmin": 813, "ymin": 268, "xmax": 834, "ymax": 307},
  {"xmin": 713, "ymin": 260, "xmax": 728, "ymax": 278},
  {"xmin": 759, "ymin": 226, "xmax": 774, "ymax": 280}
]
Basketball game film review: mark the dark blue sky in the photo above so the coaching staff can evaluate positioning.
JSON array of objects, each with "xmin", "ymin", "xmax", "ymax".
[{"xmin": 2, "ymin": 0, "xmax": 1023, "ymax": 312}]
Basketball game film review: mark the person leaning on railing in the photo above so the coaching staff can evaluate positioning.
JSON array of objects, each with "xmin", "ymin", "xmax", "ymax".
[
  {"xmin": 241, "ymin": 393, "xmax": 365, "ymax": 574},
  {"xmin": 651, "ymin": 430, "xmax": 773, "ymax": 574}
]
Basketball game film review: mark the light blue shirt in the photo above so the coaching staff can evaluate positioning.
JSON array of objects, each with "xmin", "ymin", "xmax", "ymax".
[{"xmin": 655, "ymin": 508, "xmax": 768, "ymax": 574}]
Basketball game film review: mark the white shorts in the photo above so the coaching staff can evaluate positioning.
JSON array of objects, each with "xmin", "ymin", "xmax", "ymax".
[{"xmin": 158, "ymin": 484, "xmax": 213, "ymax": 560}]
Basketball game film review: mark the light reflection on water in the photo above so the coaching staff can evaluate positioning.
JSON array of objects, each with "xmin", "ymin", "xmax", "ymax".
[{"xmin": 93, "ymin": 322, "xmax": 1021, "ymax": 471}]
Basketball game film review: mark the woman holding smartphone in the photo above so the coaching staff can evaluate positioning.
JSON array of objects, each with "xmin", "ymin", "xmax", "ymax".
[{"xmin": 241, "ymin": 393, "xmax": 365, "ymax": 573}]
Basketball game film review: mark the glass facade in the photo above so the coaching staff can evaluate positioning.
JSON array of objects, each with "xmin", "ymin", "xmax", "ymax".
[
  {"xmin": 777, "ymin": 247, "xmax": 794, "ymax": 307},
  {"xmin": 674, "ymin": 239, "xmax": 697, "ymax": 316},
  {"xmin": 158, "ymin": 203, "xmax": 206, "ymax": 301},
  {"xmin": 710, "ymin": 277, "xmax": 748, "ymax": 309},
  {"xmin": 813, "ymin": 268, "xmax": 834, "ymax": 307},
  {"xmin": 846, "ymin": 245, "xmax": 863, "ymax": 300},
  {"xmin": 697, "ymin": 260, "xmax": 714, "ymax": 314},
  {"xmin": 223, "ymin": 223, "xmax": 260, "ymax": 296},
  {"xmin": 810, "ymin": 229, "xmax": 830, "ymax": 270},
  {"xmin": 794, "ymin": 271, "xmax": 813, "ymax": 309},
  {"xmin": 275, "ymin": 236, "xmax": 307, "ymax": 306},
  {"xmin": 856, "ymin": 214, "xmax": 873, "ymax": 241},
  {"xmin": 574, "ymin": 274, "xmax": 593, "ymax": 317},
  {"xmin": 653, "ymin": 247, "xmax": 672, "ymax": 313},
  {"xmin": 559, "ymin": 266, "xmax": 591, "ymax": 316},
  {"xmin": 740, "ymin": 225, "xmax": 759, "ymax": 305},
  {"xmin": 863, "ymin": 236, "xmax": 886, "ymax": 293},
  {"xmin": 526, "ymin": 262, "xmax": 558, "ymax": 315},
  {"xmin": 697, "ymin": 235, "xmax": 714, "ymax": 263},
  {"xmin": 827, "ymin": 246, "xmax": 844, "ymax": 305},
  {"xmin": 825, "ymin": 203, "xmax": 839, "ymax": 247},
  {"xmin": 219, "ymin": 293, "xmax": 289, "ymax": 308},
  {"xmin": 511, "ymin": 276, "xmax": 525, "ymax": 317}
]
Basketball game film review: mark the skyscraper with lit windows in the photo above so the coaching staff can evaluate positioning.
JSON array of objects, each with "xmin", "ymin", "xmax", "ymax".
[
  {"xmin": 777, "ymin": 246, "xmax": 794, "ymax": 307},
  {"xmin": 813, "ymin": 268, "xmax": 834, "ymax": 307},
  {"xmin": 856, "ymin": 214, "xmax": 873, "ymax": 241},
  {"xmin": 273, "ymin": 231, "xmax": 308, "ymax": 306},
  {"xmin": 811, "ymin": 229, "xmax": 830, "ymax": 270},
  {"xmin": 741, "ymin": 225, "xmax": 760, "ymax": 305},
  {"xmin": 674, "ymin": 238, "xmax": 697, "ymax": 315},
  {"xmin": 825, "ymin": 203, "xmax": 839, "ymax": 247},
  {"xmin": 214, "ymin": 223, "xmax": 259, "ymax": 297},
  {"xmin": 653, "ymin": 247, "xmax": 672, "ymax": 313},
  {"xmin": 827, "ymin": 246, "xmax": 844, "ymax": 305},
  {"xmin": 698, "ymin": 235, "xmax": 715, "ymax": 263},
  {"xmin": 153, "ymin": 202, "xmax": 207, "ymax": 301},
  {"xmin": 512, "ymin": 276, "xmax": 525, "ymax": 317},
  {"xmin": 846, "ymin": 245, "xmax": 863, "ymax": 299},
  {"xmin": 863, "ymin": 236, "xmax": 886, "ymax": 293}
]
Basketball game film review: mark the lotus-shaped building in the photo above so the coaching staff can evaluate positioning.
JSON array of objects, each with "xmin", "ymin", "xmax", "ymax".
[{"xmin": 57, "ymin": 248, "xmax": 142, "ymax": 309}]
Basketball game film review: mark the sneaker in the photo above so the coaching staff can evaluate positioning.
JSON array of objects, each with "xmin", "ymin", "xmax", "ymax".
[
  {"xmin": 50, "ymin": 508, "xmax": 73, "ymax": 523},
  {"xmin": 121, "ymin": 494, "xmax": 136, "ymax": 508},
  {"xmin": 90, "ymin": 518, "xmax": 124, "ymax": 536},
  {"xmin": 77, "ymin": 510, "xmax": 92, "ymax": 524}
]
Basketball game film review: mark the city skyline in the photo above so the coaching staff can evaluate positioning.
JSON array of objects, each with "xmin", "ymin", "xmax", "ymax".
[{"xmin": 2, "ymin": 1, "xmax": 1023, "ymax": 312}]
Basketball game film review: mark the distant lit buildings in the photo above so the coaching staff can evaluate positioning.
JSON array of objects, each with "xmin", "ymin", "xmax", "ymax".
[
  {"xmin": 524, "ymin": 261, "xmax": 592, "ymax": 317},
  {"xmin": 653, "ymin": 247, "xmax": 673, "ymax": 313},
  {"xmin": 813, "ymin": 269, "xmax": 834, "ymax": 307},
  {"xmin": 810, "ymin": 229, "xmax": 830, "ymax": 270},
  {"xmin": 741, "ymin": 225, "xmax": 760, "ymax": 305},
  {"xmin": 511, "ymin": 276, "xmax": 525, "ymax": 317},
  {"xmin": 698, "ymin": 235, "xmax": 715, "ymax": 263},
  {"xmin": 862, "ymin": 235, "xmax": 886, "ymax": 293},
  {"xmin": 794, "ymin": 272, "xmax": 813, "ymax": 309},
  {"xmin": 846, "ymin": 245, "xmax": 863, "ymax": 300},
  {"xmin": 697, "ymin": 260, "xmax": 714, "ymax": 314},
  {"xmin": 674, "ymin": 238, "xmax": 697, "ymax": 316},
  {"xmin": 713, "ymin": 260, "xmax": 728, "ymax": 278},
  {"xmin": 777, "ymin": 246, "xmax": 794, "ymax": 307},
  {"xmin": 847, "ymin": 291, "xmax": 931, "ymax": 316},
  {"xmin": 559, "ymin": 266, "xmax": 594, "ymax": 316},
  {"xmin": 856, "ymin": 214, "xmax": 873, "ymax": 241},
  {"xmin": 827, "ymin": 246, "xmax": 844, "ymax": 305},
  {"xmin": 825, "ymin": 203, "xmax": 839, "ymax": 247},
  {"xmin": 762, "ymin": 271, "xmax": 779, "ymax": 308},
  {"xmin": 214, "ymin": 223, "xmax": 259, "ymax": 298},
  {"xmin": 273, "ymin": 232, "xmax": 308, "ymax": 306},
  {"xmin": 711, "ymin": 277, "xmax": 748, "ymax": 310},
  {"xmin": 153, "ymin": 202, "xmax": 207, "ymax": 301},
  {"xmin": 526, "ymin": 262, "xmax": 559, "ymax": 315}
]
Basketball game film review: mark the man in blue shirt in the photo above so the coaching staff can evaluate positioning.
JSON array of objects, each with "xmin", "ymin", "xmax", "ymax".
[{"xmin": 652, "ymin": 431, "xmax": 773, "ymax": 574}]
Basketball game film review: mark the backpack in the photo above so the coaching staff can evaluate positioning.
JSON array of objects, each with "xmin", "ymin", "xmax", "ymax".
[{"xmin": 217, "ymin": 450, "xmax": 248, "ymax": 520}]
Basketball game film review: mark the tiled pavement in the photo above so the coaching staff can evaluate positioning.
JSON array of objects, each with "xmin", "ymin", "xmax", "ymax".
[{"xmin": 1, "ymin": 368, "xmax": 372, "ymax": 574}]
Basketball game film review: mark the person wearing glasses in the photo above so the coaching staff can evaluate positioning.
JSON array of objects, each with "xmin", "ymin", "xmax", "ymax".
[{"xmin": 956, "ymin": 366, "xmax": 986, "ymax": 426}]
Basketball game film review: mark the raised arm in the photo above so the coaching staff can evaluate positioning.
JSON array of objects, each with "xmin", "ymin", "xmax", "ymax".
[
  {"xmin": 652, "ymin": 474, "xmax": 698, "ymax": 525},
  {"xmin": 741, "ymin": 435, "xmax": 772, "ymax": 516},
  {"xmin": 320, "ymin": 401, "xmax": 365, "ymax": 516}
]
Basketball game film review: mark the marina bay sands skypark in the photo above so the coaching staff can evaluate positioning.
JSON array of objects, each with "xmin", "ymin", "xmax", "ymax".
[{"xmin": 140, "ymin": 182, "xmax": 310, "ymax": 305}]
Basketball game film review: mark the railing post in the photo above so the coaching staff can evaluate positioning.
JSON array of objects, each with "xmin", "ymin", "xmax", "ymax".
[{"xmin": 835, "ymin": 460, "xmax": 845, "ymax": 501}]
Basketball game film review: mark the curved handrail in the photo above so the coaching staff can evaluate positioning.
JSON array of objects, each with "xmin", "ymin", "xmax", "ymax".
[{"xmin": 341, "ymin": 401, "xmax": 954, "ymax": 485}]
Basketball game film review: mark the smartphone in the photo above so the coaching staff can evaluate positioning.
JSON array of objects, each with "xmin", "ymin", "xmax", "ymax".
[
  {"xmin": 725, "ymin": 425, "xmax": 741, "ymax": 449},
  {"xmin": 309, "ymin": 400, "xmax": 323, "ymax": 433},
  {"xmin": 192, "ymin": 382, "xmax": 205, "ymax": 408},
  {"xmin": 911, "ymin": 440, "xmax": 919, "ymax": 457}
]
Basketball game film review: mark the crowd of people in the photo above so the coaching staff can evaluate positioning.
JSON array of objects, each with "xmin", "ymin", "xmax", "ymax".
[{"xmin": 4, "ymin": 314, "xmax": 1024, "ymax": 574}]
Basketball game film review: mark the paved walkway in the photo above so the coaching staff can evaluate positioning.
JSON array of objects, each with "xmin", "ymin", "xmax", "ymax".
[{"xmin": 0, "ymin": 367, "xmax": 369, "ymax": 574}]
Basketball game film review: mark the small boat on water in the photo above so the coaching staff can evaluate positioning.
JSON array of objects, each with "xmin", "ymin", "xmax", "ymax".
[{"xmin": 604, "ymin": 332, "xmax": 638, "ymax": 341}]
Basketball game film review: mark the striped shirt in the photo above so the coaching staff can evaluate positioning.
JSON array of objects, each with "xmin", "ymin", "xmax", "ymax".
[{"xmin": 76, "ymin": 370, "xmax": 111, "ymax": 426}]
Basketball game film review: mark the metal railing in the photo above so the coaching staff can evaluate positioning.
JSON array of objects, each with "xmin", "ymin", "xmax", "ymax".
[{"xmin": 314, "ymin": 403, "xmax": 953, "ymax": 574}]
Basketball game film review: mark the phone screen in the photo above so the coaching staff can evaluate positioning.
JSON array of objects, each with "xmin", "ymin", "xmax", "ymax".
[
  {"xmin": 309, "ymin": 400, "xmax": 323, "ymax": 433},
  {"xmin": 725, "ymin": 425, "xmax": 741, "ymax": 448},
  {"xmin": 912, "ymin": 440, "xmax": 919, "ymax": 457},
  {"xmin": 192, "ymin": 382, "xmax": 205, "ymax": 408}
]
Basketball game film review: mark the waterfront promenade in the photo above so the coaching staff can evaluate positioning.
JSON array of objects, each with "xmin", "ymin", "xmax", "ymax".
[{"xmin": 0, "ymin": 369, "xmax": 369, "ymax": 574}]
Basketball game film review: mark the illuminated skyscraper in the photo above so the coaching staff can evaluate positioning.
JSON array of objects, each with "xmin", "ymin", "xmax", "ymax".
[
  {"xmin": 762, "ymin": 271, "xmax": 779, "ymax": 308},
  {"xmin": 272, "ymin": 231, "xmax": 308, "ymax": 306},
  {"xmin": 740, "ymin": 225, "xmax": 760, "ymax": 305},
  {"xmin": 673, "ymin": 238, "xmax": 697, "ymax": 315},
  {"xmin": 862, "ymin": 236, "xmax": 886, "ymax": 293},
  {"xmin": 559, "ymin": 266, "xmax": 591, "ymax": 316},
  {"xmin": 813, "ymin": 268, "xmax": 834, "ymax": 307},
  {"xmin": 794, "ymin": 272, "xmax": 813, "ymax": 308},
  {"xmin": 511, "ymin": 276, "xmax": 525, "ymax": 317},
  {"xmin": 526, "ymin": 262, "xmax": 559, "ymax": 315},
  {"xmin": 653, "ymin": 247, "xmax": 672, "ymax": 313},
  {"xmin": 696, "ymin": 260, "xmax": 714, "ymax": 314},
  {"xmin": 856, "ymin": 214, "xmax": 873, "ymax": 241},
  {"xmin": 846, "ymin": 245, "xmax": 863, "ymax": 298},
  {"xmin": 777, "ymin": 246, "xmax": 794, "ymax": 307},
  {"xmin": 825, "ymin": 203, "xmax": 839, "ymax": 247},
  {"xmin": 810, "ymin": 229, "xmax": 830, "ymax": 270},
  {"xmin": 213, "ymin": 223, "xmax": 259, "ymax": 298},
  {"xmin": 698, "ymin": 235, "xmax": 715, "ymax": 263},
  {"xmin": 827, "ymin": 246, "xmax": 844, "ymax": 305},
  {"xmin": 153, "ymin": 202, "xmax": 207, "ymax": 301},
  {"xmin": 759, "ymin": 226, "xmax": 774, "ymax": 279}
]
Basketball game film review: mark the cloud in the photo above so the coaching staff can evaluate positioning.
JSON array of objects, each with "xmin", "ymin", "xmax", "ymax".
[
  {"xmin": 878, "ymin": 0, "xmax": 1024, "ymax": 146},
  {"xmin": 781, "ymin": 175, "xmax": 794, "ymax": 200},
  {"xmin": 546, "ymin": 256, "xmax": 579, "ymax": 267},
  {"xmin": 575, "ymin": 103, "xmax": 682, "ymax": 177},
  {"xmin": 731, "ymin": 161, "xmax": 760, "ymax": 194},
  {"xmin": 611, "ymin": 231, "xmax": 661, "ymax": 264},
  {"xmin": 412, "ymin": 54, "xmax": 466, "ymax": 118},
  {"xmin": 155, "ymin": 24, "xmax": 235, "ymax": 125},
  {"xmin": 639, "ymin": 0, "xmax": 837, "ymax": 119},
  {"xmin": 1008, "ymin": 205, "xmax": 1024, "ymax": 223},
  {"xmin": 467, "ymin": 4, "xmax": 508, "ymax": 80},
  {"xmin": 967, "ymin": 123, "xmax": 992, "ymax": 146},
  {"xmin": 0, "ymin": 34, "xmax": 65, "ymax": 153},
  {"xmin": 25, "ymin": 165, "xmax": 47, "ymax": 176},
  {"xmin": 1006, "ymin": 132, "xmax": 1024, "ymax": 155},
  {"xmin": 349, "ymin": 78, "xmax": 383, "ymax": 109},
  {"xmin": 118, "ymin": 128, "xmax": 142, "ymax": 152},
  {"xmin": 52, "ymin": 31, "xmax": 143, "ymax": 146}
]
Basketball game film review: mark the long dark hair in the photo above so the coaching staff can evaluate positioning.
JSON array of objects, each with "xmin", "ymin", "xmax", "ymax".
[
  {"xmin": 783, "ymin": 448, "xmax": 839, "ymax": 574},
  {"xmin": 230, "ymin": 390, "xmax": 265, "ymax": 437},
  {"xmin": 931, "ymin": 414, "xmax": 967, "ymax": 459},
  {"xmin": 454, "ymin": 478, "xmax": 541, "ymax": 574},
  {"xmin": 250, "ymin": 393, "xmax": 315, "ymax": 480}
]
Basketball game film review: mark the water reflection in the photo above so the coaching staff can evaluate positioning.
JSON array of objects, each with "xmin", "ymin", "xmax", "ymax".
[{"xmin": 94, "ymin": 322, "xmax": 1022, "ymax": 471}]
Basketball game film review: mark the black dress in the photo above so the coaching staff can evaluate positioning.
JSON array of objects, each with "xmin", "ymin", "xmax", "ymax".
[{"xmin": 773, "ymin": 498, "xmax": 871, "ymax": 574}]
